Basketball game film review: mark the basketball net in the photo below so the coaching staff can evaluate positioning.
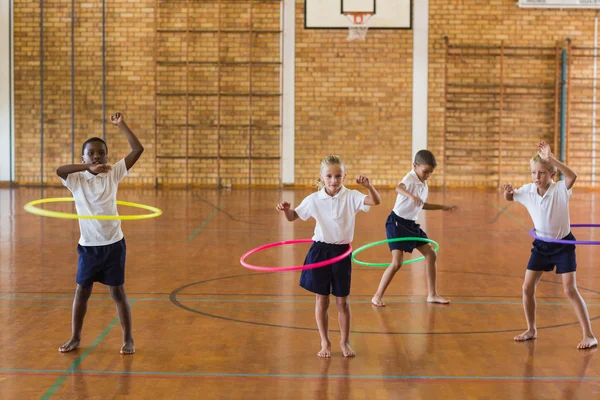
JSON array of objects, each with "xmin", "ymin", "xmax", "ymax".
[{"xmin": 344, "ymin": 12, "xmax": 372, "ymax": 41}]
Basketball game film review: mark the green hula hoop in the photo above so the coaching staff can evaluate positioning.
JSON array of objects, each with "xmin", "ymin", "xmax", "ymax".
[{"xmin": 351, "ymin": 237, "xmax": 440, "ymax": 267}]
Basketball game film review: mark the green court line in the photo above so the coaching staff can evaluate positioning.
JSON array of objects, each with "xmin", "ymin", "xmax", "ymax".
[
  {"xmin": 187, "ymin": 200, "xmax": 224, "ymax": 243},
  {"xmin": 40, "ymin": 299, "xmax": 137, "ymax": 400},
  {"xmin": 1, "ymin": 368, "xmax": 599, "ymax": 382},
  {"xmin": 491, "ymin": 203, "xmax": 529, "ymax": 227}
]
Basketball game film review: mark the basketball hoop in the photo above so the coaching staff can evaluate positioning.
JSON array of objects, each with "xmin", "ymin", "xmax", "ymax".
[{"xmin": 344, "ymin": 12, "xmax": 373, "ymax": 41}]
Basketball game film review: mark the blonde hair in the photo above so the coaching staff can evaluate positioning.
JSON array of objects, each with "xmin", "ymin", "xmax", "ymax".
[
  {"xmin": 530, "ymin": 154, "xmax": 556, "ymax": 174},
  {"xmin": 316, "ymin": 155, "xmax": 345, "ymax": 190}
]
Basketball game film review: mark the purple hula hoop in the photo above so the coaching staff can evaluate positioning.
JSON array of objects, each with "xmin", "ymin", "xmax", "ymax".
[{"xmin": 528, "ymin": 224, "xmax": 600, "ymax": 245}]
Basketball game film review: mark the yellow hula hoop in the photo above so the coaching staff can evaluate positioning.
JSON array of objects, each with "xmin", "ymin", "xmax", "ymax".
[{"xmin": 23, "ymin": 197, "xmax": 162, "ymax": 220}]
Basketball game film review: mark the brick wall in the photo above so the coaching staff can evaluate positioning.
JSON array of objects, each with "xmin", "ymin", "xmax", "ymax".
[
  {"xmin": 293, "ymin": 1, "xmax": 414, "ymax": 188},
  {"xmin": 13, "ymin": 0, "xmax": 282, "ymax": 187},
  {"xmin": 429, "ymin": 0, "xmax": 598, "ymax": 187},
  {"xmin": 13, "ymin": 0, "xmax": 600, "ymax": 188}
]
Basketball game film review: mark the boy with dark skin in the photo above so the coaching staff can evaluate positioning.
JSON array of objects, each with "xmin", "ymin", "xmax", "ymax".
[{"xmin": 56, "ymin": 112, "xmax": 143, "ymax": 354}]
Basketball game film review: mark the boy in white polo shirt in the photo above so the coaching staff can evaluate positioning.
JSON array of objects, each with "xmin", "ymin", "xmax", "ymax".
[
  {"xmin": 503, "ymin": 141, "xmax": 597, "ymax": 349},
  {"xmin": 56, "ymin": 112, "xmax": 144, "ymax": 355},
  {"xmin": 372, "ymin": 150, "xmax": 456, "ymax": 308},
  {"xmin": 277, "ymin": 155, "xmax": 381, "ymax": 358}
]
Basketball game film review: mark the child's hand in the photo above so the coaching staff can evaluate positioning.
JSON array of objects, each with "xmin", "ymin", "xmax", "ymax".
[
  {"xmin": 442, "ymin": 205, "xmax": 457, "ymax": 211},
  {"xmin": 538, "ymin": 141, "xmax": 553, "ymax": 160},
  {"xmin": 110, "ymin": 112, "xmax": 124, "ymax": 126},
  {"xmin": 355, "ymin": 175, "xmax": 372, "ymax": 188},
  {"xmin": 88, "ymin": 163, "xmax": 112, "ymax": 174},
  {"xmin": 411, "ymin": 195, "xmax": 424, "ymax": 207},
  {"xmin": 502, "ymin": 183, "xmax": 514, "ymax": 195},
  {"xmin": 276, "ymin": 201, "xmax": 291, "ymax": 211}
]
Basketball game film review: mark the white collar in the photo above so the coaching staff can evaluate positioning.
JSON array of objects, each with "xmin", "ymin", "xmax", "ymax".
[
  {"xmin": 409, "ymin": 169, "xmax": 425, "ymax": 185},
  {"xmin": 317, "ymin": 185, "xmax": 348, "ymax": 200},
  {"xmin": 530, "ymin": 180, "xmax": 555, "ymax": 197},
  {"xmin": 83, "ymin": 170, "xmax": 106, "ymax": 181}
]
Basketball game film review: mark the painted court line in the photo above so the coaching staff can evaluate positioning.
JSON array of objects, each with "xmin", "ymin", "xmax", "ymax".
[
  {"xmin": 40, "ymin": 299, "xmax": 137, "ymax": 399},
  {"xmin": 187, "ymin": 200, "xmax": 224, "ymax": 242},
  {"xmin": 1, "ymin": 368, "xmax": 599, "ymax": 382}
]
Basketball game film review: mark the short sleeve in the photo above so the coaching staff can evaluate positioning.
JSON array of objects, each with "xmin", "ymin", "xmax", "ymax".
[
  {"xmin": 399, "ymin": 178, "xmax": 413, "ymax": 197},
  {"xmin": 61, "ymin": 173, "xmax": 77, "ymax": 191},
  {"xmin": 512, "ymin": 185, "xmax": 528, "ymax": 204},
  {"xmin": 111, "ymin": 159, "xmax": 130, "ymax": 183},
  {"xmin": 557, "ymin": 180, "xmax": 572, "ymax": 197},
  {"xmin": 294, "ymin": 195, "xmax": 312, "ymax": 221},
  {"xmin": 351, "ymin": 190, "xmax": 370, "ymax": 213}
]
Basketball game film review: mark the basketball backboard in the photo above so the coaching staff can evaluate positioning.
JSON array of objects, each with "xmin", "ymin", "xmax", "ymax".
[{"xmin": 305, "ymin": 0, "xmax": 412, "ymax": 29}]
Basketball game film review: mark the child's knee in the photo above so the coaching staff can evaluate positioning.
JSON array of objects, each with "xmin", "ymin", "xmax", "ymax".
[
  {"xmin": 563, "ymin": 285, "xmax": 579, "ymax": 299},
  {"xmin": 110, "ymin": 285, "xmax": 127, "ymax": 302},
  {"xmin": 389, "ymin": 261, "xmax": 402, "ymax": 272},
  {"xmin": 75, "ymin": 284, "xmax": 93, "ymax": 300},
  {"xmin": 425, "ymin": 250, "xmax": 437, "ymax": 262},
  {"xmin": 335, "ymin": 297, "xmax": 350, "ymax": 311},
  {"xmin": 522, "ymin": 284, "xmax": 535, "ymax": 297},
  {"xmin": 316, "ymin": 295, "xmax": 330, "ymax": 306}
]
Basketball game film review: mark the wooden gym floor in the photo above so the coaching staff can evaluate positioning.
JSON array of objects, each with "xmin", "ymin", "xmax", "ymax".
[{"xmin": 1, "ymin": 185, "xmax": 599, "ymax": 399}]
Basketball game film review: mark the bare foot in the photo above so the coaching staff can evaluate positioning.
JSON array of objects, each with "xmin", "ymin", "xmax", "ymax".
[
  {"xmin": 317, "ymin": 340, "xmax": 331, "ymax": 358},
  {"xmin": 577, "ymin": 336, "xmax": 598, "ymax": 350},
  {"xmin": 427, "ymin": 294, "xmax": 450, "ymax": 304},
  {"xmin": 514, "ymin": 330, "xmax": 537, "ymax": 341},
  {"xmin": 371, "ymin": 296, "xmax": 386, "ymax": 307},
  {"xmin": 120, "ymin": 339, "xmax": 135, "ymax": 355},
  {"xmin": 58, "ymin": 338, "xmax": 80, "ymax": 353},
  {"xmin": 340, "ymin": 342, "xmax": 356, "ymax": 357}
]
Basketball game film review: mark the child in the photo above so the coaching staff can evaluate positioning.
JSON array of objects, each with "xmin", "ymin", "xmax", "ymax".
[
  {"xmin": 56, "ymin": 112, "xmax": 144, "ymax": 355},
  {"xmin": 276, "ymin": 155, "xmax": 380, "ymax": 358},
  {"xmin": 372, "ymin": 150, "xmax": 456, "ymax": 307},
  {"xmin": 503, "ymin": 141, "xmax": 597, "ymax": 349}
]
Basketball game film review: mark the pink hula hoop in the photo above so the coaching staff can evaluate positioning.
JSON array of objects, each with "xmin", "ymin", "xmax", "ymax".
[{"xmin": 240, "ymin": 239, "xmax": 353, "ymax": 272}]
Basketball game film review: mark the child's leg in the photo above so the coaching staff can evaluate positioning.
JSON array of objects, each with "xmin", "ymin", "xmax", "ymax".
[
  {"xmin": 372, "ymin": 250, "xmax": 404, "ymax": 307},
  {"xmin": 417, "ymin": 244, "xmax": 450, "ymax": 304},
  {"xmin": 561, "ymin": 272, "xmax": 597, "ymax": 349},
  {"xmin": 515, "ymin": 270, "xmax": 544, "ymax": 341},
  {"xmin": 59, "ymin": 283, "xmax": 93, "ymax": 352},
  {"xmin": 110, "ymin": 285, "xmax": 135, "ymax": 354},
  {"xmin": 335, "ymin": 296, "xmax": 355, "ymax": 357},
  {"xmin": 315, "ymin": 294, "xmax": 331, "ymax": 358}
]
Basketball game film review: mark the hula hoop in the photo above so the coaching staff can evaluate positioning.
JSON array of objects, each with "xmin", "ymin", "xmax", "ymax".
[
  {"xmin": 351, "ymin": 237, "xmax": 440, "ymax": 267},
  {"xmin": 529, "ymin": 224, "xmax": 600, "ymax": 245},
  {"xmin": 240, "ymin": 239, "xmax": 353, "ymax": 272},
  {"xmin": 23, "ymin": 197, "xmax": 162, "ymax": 220}
]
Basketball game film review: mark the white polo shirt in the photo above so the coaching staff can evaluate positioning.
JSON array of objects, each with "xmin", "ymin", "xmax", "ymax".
[
  {"xmin": 392, "ymin": 169, "xmax": 428, "ymax": 221},
  {"xmin": 513, "ymin": 180, "xmax": 571, "ymax": 239},
  {"xmin": 294, "ymin": 186, "xmax": 370, "ymax": 244},
  {"xmin": 61, "ymin": 159, "xmax": 129, "ymax": 246}
]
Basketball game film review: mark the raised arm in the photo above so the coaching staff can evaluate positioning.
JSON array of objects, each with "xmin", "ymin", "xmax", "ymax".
[
  {"xmin": 56, "ymin": 163, "xmax": 111, "ymax": 180},
  {"xmin": 538, "ymin": 141, "xmax": 577, "ymax": 190},
  {"xmin": 110, "ymin": 112, "xmax": 144, "ymax": 170},
  {"xmin": 356, "ymin": 175, "xmax": 381, "ymax": 206}
]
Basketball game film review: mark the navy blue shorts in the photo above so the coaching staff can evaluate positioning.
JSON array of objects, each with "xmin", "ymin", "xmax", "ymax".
[
  {"xmin": 299, "ymin": 242, "xmax": 352, "ymax": 297},
  {"xmin": 527, "ymin": 232, "xmax": 576, "ymax": 274},
  {"xmin": 77, "ymin": 238, "xmax": 127, "ymax": 286},
  {"xmin": 385, "ymin": 212, "xmax": 429, "ymax": 252}
]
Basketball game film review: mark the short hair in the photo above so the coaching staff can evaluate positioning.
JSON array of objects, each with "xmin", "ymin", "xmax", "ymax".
[
  {"xmin": 82, "ymin": 137, "xmax": 108, "ymax": 155},
  {"xmin": 414, "ymin": 150, "xmax": 437, "ymax": 168},
  {"xmin": 317, "ymin": 155, "xmax": 345, "ymax": 190},
  {"xmin": 530, "ymin": 154, "xmax": 556, "ymax": 174}
]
